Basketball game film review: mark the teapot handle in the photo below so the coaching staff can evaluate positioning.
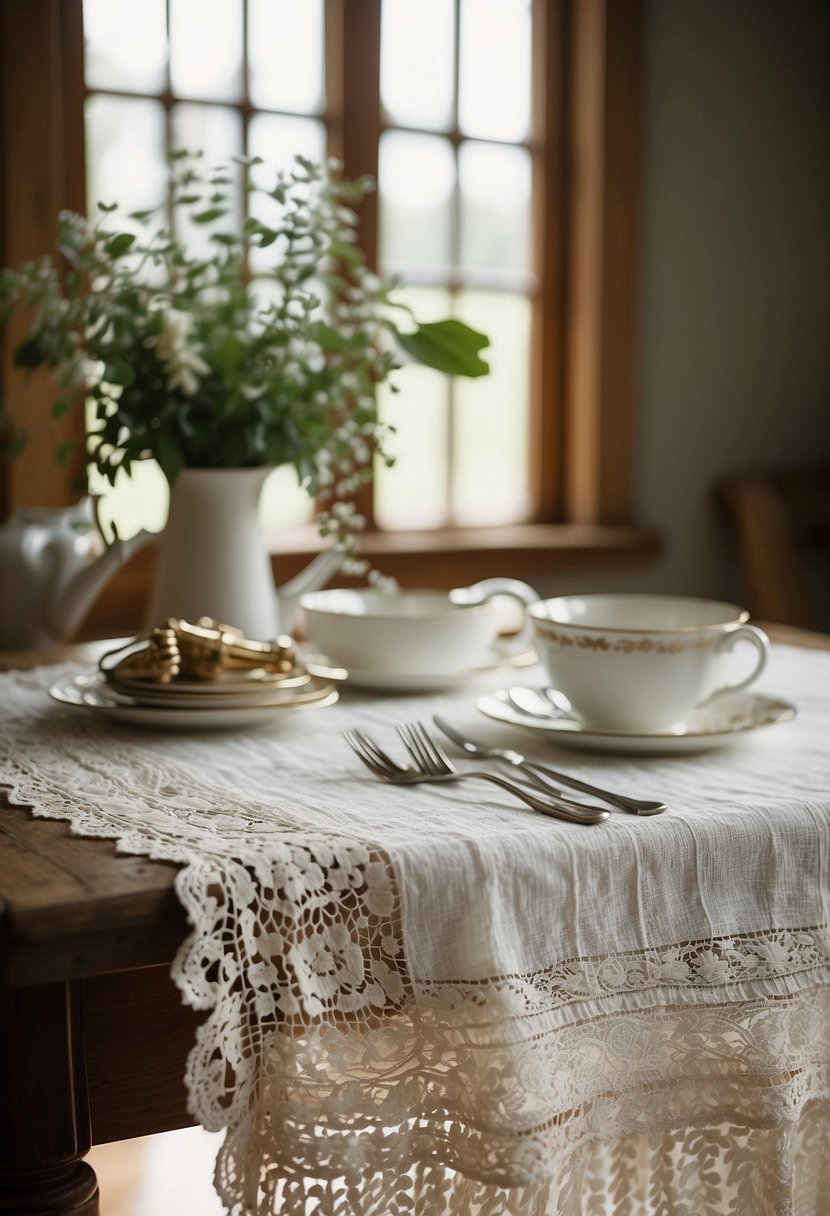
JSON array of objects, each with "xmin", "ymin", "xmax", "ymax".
[{"xmin": 449, "ymin": 578, "xmax": 540, "ymax": 657}]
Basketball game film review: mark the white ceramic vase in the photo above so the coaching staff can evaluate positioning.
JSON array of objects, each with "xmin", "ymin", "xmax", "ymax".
[{"xmin": 145, "ymin": 467, "xmax": 340, "ymax": 640}]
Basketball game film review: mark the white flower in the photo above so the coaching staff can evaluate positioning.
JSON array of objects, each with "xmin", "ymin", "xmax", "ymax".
[
  {"xmin": 360, "ymin": 272, "xmax": 382, "ymax": 294},
  {"xmin": 332, "ymin": 501, "xmax": 357, "ymax": 521},
  {"xmin": 148, "ymin": 308, "xmax": 210, "ymax": 398},
  {"xmin": 368, "ymin": 571, "xmax": 399, "ymax": 593},
  {"xmin": 82, "ymin": 358, "xmax": 106, "ymax": 391}
]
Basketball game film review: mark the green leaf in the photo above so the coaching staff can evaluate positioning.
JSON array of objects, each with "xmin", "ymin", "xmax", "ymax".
[
  {"xmin": 212, "ymin": 333, "xmax": 243, "ymax": 377},
  {"xmin": 51, "ymin": 396, "xmax": 75, "ymax": 419},
  {"xmin": 192, "ymin": 207, "xmax": 228, "ymax": 224},
  {"xmin": 254, "ymin": 227, "xmax": 278, "ymax": 248},
  {"xmin": 328, "ymin": 238, "xmax": 362, "ymax": 265},
  {"xmin": 392, "ymin": 319, "xmax": 490, "ymax": 378},
  {"xmin": 154, "ymin": 432, "xmax": 184, "ymax": 486},
  {"xmin": 105, "ymin": 232, "xmax": 136, "ymax": 257},
  {"xmin": 55, "ymin": 439, "xmax": 77, "ymax": 467},
  {"xmin": 13, "ymin": 336, "xmax": 44, "ymax": 370},
  {"xmin": 314, "ymin": 323, "xmax": 350, "ymax": 352},
  {"xmin": 97, "ymin": 201, "xmax": 118, "ymax": 213},
  {"xmin": 103, "ymin": 358, "xmax": 135, "ymax": 387}
]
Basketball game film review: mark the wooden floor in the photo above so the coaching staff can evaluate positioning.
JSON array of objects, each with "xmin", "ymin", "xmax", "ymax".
[{"xmin": 87, "ymin": 1128, "xmax": 226, "ymax": 1216}]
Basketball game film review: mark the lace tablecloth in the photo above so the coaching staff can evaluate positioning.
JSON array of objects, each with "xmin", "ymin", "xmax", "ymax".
[{"xmin": 1, "ymin": 643, "xmax": 829, "ymax": 1215}]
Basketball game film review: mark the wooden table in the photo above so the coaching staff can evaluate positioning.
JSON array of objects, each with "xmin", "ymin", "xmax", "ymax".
[
  {"xmin": 2, "ymin": 625, "xmax": 828, "ymax": 1214},
  {"xmin": 0, "ymin": 642, "xmax": 201, "ymax": 1215}
]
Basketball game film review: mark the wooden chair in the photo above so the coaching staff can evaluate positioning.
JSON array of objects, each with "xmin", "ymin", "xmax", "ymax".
[{"xmin": 715, "ymin": 463, "xmax": 830, "ymax": 631}]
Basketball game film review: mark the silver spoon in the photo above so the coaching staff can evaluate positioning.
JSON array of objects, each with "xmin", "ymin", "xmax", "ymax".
[
  {"xmin": 508, "ymin": 686, "xmax": 576, "ymax": 720},
  {"xmin": 433, "ymin": 715, "xmax": 667, "ymax": 816}
]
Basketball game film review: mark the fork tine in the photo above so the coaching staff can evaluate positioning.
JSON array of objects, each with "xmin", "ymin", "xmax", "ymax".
[
  {"xmin": 398, "ymin": 721, "xmax": 456, "ymax": 776},
  {"xmin": 343, "ymin": 730, "xmax": 386, "ymax": 775},
  {"xmin": 414, "ymin": 721, "xmax": 454, "ymax": 770},
  {"xmin": 412, "ymin": 721, "xmax": 450, "ymax": 772},
  {"xmin": 397, "ymin": 722, "xmax": 439, "ymax": 773},
  {"xmin": 345, "ymin": 728, "xmax": 416, "ymax": 781},
  {"xmin": 350, "ymin": 729, "xmax": 388, "ymax": 765},
  {"xmin": 352, "ymin": 728, "xmax": 408, "ymax": 773},
  {"xmin": 344, "ymin": 730, "xmax": 401, "ymax": 779},
  {"xmin": 396, "ymin": 721, "xmax": 421, "ymax": 763}
]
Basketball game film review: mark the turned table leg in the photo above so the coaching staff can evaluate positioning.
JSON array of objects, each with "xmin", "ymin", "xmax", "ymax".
[{"xmin": 0, "ymin": 981, "xmax": 99, "ymax": 1215}]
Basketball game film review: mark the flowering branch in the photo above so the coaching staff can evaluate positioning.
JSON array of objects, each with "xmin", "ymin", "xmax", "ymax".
[{"xmin": 0, "ymin": 153, "xmax": 490, "ymax": 572}]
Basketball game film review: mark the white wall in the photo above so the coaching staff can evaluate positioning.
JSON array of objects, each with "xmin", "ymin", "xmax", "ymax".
[{"xmin": 545, "ymin": 0, "xmax": 830, "ymax": 615}]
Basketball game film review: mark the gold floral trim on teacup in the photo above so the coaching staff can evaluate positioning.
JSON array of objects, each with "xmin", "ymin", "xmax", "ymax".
[{"xmin": 534, "ymin": 624, "xmax": 716, "ymax": 654}]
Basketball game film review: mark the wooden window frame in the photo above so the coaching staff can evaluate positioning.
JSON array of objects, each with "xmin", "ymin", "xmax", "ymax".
[{"xmin": 1, "ymin": 0, "xmax": 658, "ymax": 639}]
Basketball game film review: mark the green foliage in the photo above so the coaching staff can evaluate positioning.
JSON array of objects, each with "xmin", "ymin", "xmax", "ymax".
[
  {"xmin": 0, "ymin": 154, "xmax": 490, "ymax": 569},
  {"xmin": 392, "ymin": 319, "xmax": 490, "ymax": 378}
]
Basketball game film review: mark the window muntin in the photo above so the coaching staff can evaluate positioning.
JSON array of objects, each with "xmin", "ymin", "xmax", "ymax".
[
  {"xmin": 374, "ymin": 0, "xmax": 534, "ymax": 529},
  {"xmin": 82, "ymin": 0, "xmax": 538, "ymax": 540}
]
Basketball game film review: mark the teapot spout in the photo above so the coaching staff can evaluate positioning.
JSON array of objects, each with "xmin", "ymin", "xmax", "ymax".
[
  {"xmin": 276, "ymin": 547, "xmax": 343, "ymax": 635},
  {"xmin": 45, "ymin": 529, "xmax": 154, "ymax": 642}
]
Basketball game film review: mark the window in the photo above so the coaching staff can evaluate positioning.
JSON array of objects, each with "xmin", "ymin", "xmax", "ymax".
[{"xmin": 0, "ymin": 0, "xmax": 654, "ymax": 629}]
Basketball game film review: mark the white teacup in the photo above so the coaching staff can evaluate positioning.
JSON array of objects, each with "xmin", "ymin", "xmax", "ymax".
[
  {"xmin": 530, "ymin": 594, "xmax": 770, "ymax": 733},
  {"xmin": 299, "ymin": 578, "xmax": 539, "ymax": 689}
]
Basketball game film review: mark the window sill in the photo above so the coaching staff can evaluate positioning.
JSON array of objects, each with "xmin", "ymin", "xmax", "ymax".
[{"xmin": 79, "ymin": 522, "xmax": 662, "ymax": 639}]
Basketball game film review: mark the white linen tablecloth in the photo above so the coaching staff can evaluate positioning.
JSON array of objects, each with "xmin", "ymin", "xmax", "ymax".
[{"xmin": 1, "ymin": 643, "xmax": 829, "ymax": 1215}]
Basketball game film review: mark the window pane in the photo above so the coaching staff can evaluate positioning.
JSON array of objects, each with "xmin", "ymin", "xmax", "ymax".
[
  {"xmin": 248, "ymin": 114, "xmax": 327, "ymax": 275},
  {"xmin": 86, "ymin": 95, "xmax": 167, "ymax": 220},
  {"xmin": 171, "ymin": 106, "xmax": 244, "ymax": 259},
  {"xmin": 171, "ymin": 103, "xmax": 244, "ymax": 166},
  {"xmin": 260, "ymin": 465, "xmax": 315, "ymax": 532},
  {"xmin": 249, "ymin": 0, "xmax": 325, "ymax": 114},
  {"xmin": 379, "ymin": 132, "xmax": 454, "ymax": 275},
  {"xmin": 170, "ymin": 0, "xmax": 243, "ymax": 101},
  {"xmin": 459, "ymin": 0, "xmax": 531, "ymax": 142},
  {"xmin": 453, "ymin": 291, "xmax": 531, "ymax": 525},
  {"xmin": 375, "ymin": 288, "xmax": 452, "ymax": 530},
  {"xmin": 248, "ymin": 113, "xmax": 327, "ymax": 173},
  {"xmin": 84, "ymin": 0, "xmax": 167, "ymax": 93},
  {"xmin": 459, "ymin": 141, "xmax": 532, "ymax": 274},
  {"xmin": 88, "ymin": 460, "xmax": 170, "ymax": 543},
  {"xmin": 380, "ymin": 0, "xmax": 455, "ymax": 130}
]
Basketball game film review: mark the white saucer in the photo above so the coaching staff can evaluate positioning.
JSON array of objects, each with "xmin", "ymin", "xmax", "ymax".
[
  {"xmin": 477, "ymin": 688, "xmax": 797, "ymax": 755},
  {"xmin": 340, "ymin": 648, "xmax": 537, "ymax": 693},
  {"xmin": 98, "ymin": 674, "xmax": 319, "ymax": 709},
  {"xmin": 49, "ymin": 672, "xmax": 339, "ymax": 730}
]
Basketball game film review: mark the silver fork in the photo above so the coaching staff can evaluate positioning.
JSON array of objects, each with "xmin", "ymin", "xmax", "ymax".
[
  {"xmin": 344, "ymin": 728, "xmax": 609, "ymax": 825},
  {"xmin": 395, "ymin": 722, "xmax": 610, "ymax": 824},
  {"xmin": 433, "ymin": 715, "xmax": 667, "ymax": 815}
]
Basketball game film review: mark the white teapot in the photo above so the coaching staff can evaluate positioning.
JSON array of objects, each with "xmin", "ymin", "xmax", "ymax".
[{"xmin": 0, "ymin": 498, "xmax": 147, "ymax": 649}]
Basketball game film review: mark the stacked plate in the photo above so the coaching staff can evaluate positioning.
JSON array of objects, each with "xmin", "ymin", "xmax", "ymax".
[{"xmin": 49, "ymin": 653, "xmax": 343, "ymax": 730}]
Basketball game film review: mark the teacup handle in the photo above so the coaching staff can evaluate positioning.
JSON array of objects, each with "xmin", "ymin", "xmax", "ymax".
[
  {"xmin": 711, "ymin": 624, "xmax": 770, "ymax": 697},
  {"xmin": 449, "ymin": 578, "xmax": 539, "ymax": 657}
]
